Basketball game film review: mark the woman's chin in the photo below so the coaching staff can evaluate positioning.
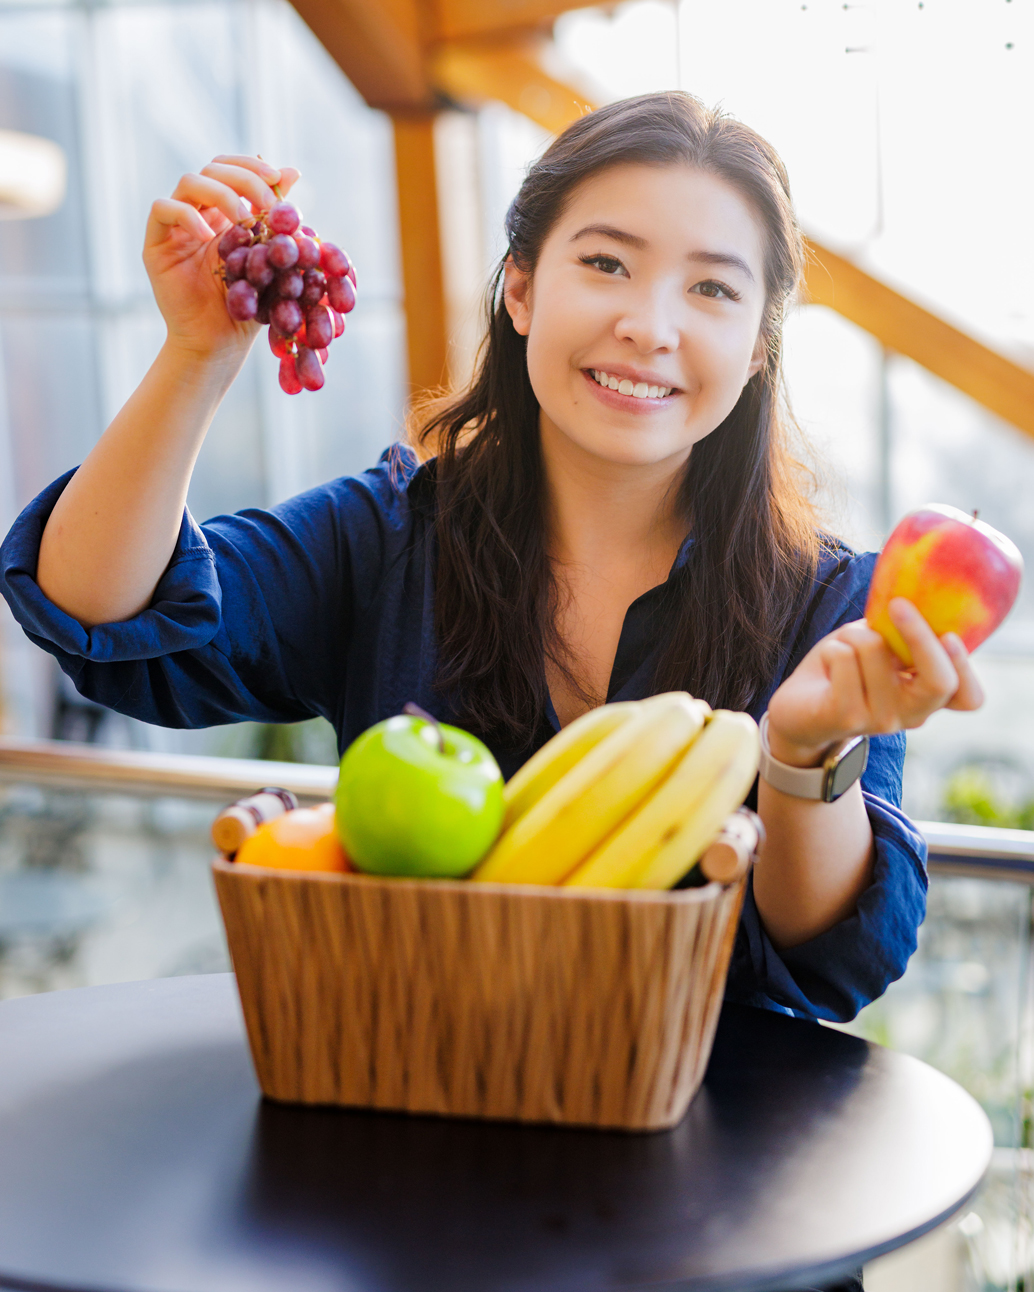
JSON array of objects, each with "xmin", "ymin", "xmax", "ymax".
[{"xmin": 550, "ymin": 424, "xmax": 696, "ymax": 472}]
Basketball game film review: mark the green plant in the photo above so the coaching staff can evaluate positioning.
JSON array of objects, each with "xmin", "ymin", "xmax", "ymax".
[
  {"xmin": 941, "ymin": 767, "xmax": 1034, "ymax": 831},
  {"xmin": 249, "ymin": 719, "xmax": 339, "ymax": 766}
]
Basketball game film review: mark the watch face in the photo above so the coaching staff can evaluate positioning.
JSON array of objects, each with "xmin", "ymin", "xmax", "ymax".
[{"xmin": 826, "ymin": 736, "xmax": 870, "ymax": 801}]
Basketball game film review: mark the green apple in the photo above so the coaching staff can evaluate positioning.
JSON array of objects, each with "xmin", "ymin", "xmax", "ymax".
[{"xmin": 335, "ymin": 711, "xmax": 504, "ymax": 878}]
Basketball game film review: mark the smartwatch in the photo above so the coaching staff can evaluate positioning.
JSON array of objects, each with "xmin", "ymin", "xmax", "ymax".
[{"xmin": 758, "ymin": 713, "xmax": 869, "ymax": 803}]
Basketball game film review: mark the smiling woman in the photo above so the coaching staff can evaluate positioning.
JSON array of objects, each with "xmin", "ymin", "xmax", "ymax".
[{"xmin": 0, "ymin": 94, "xmax": 981, "ymax": 1167}]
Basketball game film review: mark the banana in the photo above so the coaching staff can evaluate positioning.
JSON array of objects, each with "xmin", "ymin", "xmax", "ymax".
[
  {"xmin": 563, "ymin": 710, "xmax": 760, "ymax": 890},
  {"xmin": 473, "ymin": 693, "xmax": 709, "ymax": 886},
  {"xmin": 634, "ymin": 711, "xmax": 760, "ymax": 890},
  {"xmin": 501, "ymin": 701, "xmax": 641, "ymax": 830}
]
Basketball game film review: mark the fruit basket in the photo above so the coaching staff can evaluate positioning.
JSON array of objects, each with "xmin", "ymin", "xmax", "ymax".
[{"xmin": 213, "ymin": 859, "xmax": 748, "ymax": 1131}]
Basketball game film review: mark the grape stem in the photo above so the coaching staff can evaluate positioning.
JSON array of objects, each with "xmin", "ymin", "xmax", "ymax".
[{"xmin": 402, "ymin": 701, "xmax": 446, "ymax": 754}]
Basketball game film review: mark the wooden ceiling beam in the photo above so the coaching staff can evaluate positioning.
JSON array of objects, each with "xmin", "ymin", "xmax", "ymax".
[
  {"xmin": 432, "ymin": 36, "xmax": 593, "ymax": 136},
  {"xmin": 288, "ymin": 0, "xmax": 431, "ymax": 109},
  {"xmin": 804, "ymin": 239, "xmax": 1034, "ymax": 442},
  {"xmin": 434, "ymin": 0, "xmax": 596, "ymax": 43}
]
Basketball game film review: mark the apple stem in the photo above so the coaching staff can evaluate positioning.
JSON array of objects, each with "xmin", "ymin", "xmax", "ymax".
[
  {"xmin": 973, "ymin": 508, "xmax": 979, "ymax": 521},
  {"xmin": 402, "ymin": 702, "xmax": 446, "ymax": 754}
]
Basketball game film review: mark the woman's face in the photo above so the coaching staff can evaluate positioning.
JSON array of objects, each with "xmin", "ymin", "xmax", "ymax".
[{"xmin": 504, "ymin": 163, "xmax": 770, "ymax": 472}]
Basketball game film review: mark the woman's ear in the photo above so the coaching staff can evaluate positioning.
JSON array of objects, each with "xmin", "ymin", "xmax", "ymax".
[
  {"xmin": 747, "ymin": 330, "xmax": 769, "ymax": 380},
  {"xmin": 503, "ymin": 257, "xmax": 532, "ymax": 337}
]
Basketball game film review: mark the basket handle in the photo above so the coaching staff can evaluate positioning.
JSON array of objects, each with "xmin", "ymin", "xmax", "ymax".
[{"xmin": 699, "ymin": 808, "xmax": 764, "ymax": 885}]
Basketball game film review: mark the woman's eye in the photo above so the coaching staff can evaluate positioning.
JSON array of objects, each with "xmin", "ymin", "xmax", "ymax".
[
  {"xmin": 580, "ymin": 254, "xmax": 628, "ymax": 277},
  {"xmin": 692, "ymin": 280, "xmax": 739, "ymax": 301}
]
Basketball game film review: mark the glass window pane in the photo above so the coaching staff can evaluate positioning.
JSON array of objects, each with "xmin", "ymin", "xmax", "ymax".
[{"xmin": 0, "ymin": 10, "xmax": 89, "ymax": 293}]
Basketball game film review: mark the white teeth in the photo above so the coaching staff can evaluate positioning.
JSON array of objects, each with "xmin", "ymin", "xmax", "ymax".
[{"xmin": 590, "ymin": 370, "xmax": 673, "ymax": 398}]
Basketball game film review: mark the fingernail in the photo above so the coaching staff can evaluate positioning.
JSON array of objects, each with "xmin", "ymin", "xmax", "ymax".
[
  {"xmin": 237, "ymin": 199, "xmax": 251, "ymax": 219},
  {"xmin": 943, "ymin": 632, "xmax": 965, "ymax": 654}
]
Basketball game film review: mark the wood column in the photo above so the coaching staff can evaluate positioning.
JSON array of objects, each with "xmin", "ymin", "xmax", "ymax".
[{"xmin": 392, "ymin": 113, "xmax": 449, "ymax": 402}]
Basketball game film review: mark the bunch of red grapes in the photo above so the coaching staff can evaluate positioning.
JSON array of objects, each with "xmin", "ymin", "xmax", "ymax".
[{"xmin": 217, "ymin": 199, "xmax": 357, "ymax": 395}]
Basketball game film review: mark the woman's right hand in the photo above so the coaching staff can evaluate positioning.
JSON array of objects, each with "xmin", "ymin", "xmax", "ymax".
[{"xmin": 144, "ymin": 155, "xmax": 300, "ymax": 360}]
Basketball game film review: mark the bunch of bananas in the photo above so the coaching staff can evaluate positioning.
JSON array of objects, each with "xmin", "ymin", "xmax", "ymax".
[{"xmin": 472, "ymin": 693, "xmax": 761, "ymax": 890}]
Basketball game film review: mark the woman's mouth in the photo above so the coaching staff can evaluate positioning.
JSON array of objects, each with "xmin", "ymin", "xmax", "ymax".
[{"xmin": 584, "ymin": 369, "xmax": 676, "ymax": 402}]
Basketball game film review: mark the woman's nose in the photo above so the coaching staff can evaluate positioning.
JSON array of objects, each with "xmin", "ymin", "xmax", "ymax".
[{"xmin": 614, "ymin": 287, "xmax": 680, "ymax": 354}]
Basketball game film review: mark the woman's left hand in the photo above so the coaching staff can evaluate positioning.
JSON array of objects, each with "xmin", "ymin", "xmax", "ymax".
[{"xmin": 765, "ymin": 597, "xmax": 985, "ymax": 767}]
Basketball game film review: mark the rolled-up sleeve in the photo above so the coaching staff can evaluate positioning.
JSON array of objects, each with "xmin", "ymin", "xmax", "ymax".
[
  {"xmin": 728, "ymin": 735, "xmax": 928, "ymax": 1022},
  {"xmin": 3, "ymin": 471, "xmax": 223, "ymax": 665},
  {"xmin": 0, "ymin": 462, "xmax": 401, "ymax": 731}
]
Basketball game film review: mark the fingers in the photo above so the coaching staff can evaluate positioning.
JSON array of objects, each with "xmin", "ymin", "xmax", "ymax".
[
  {"xmin": 886, "ymin": 599, "xmax": 962, "ymax": 724},
  {"xmin": 888, "ymin": 600, "xmax": 958, "ymax": 695},
  {"xmin": 164, "ymin": 159, "xmax": 302, "ymax": 242},
  {"xmin": 829, "ymin": 622, "xmax": 903, "ymax": 734},
  {"xmin": 210, "ymin": 154, "xmax": 282, "ymax": 185},
  {"xmin": 827, "ymin": 611, "xmax": 960, "ymax": 732},
  {"xmin": 821, "ymin": 637, "xmax": 869, "ymax": 734},
  {"xmin": 171, "ymin": 172, "xmax": 251, "ymax": 226},
  {"xmin": 146, "ymin": 197, "xmax": 216, "ymax": 248},
  {"xmin": 200, "ymin": 161, "xmax": 281, "ymax": 214},
  {"xmin": 200, "ymin": 204, "xmax": 231, "ymax": 233},
  {"xmin": 208, "ymin": 156, "xmax": 301, "ymax": 201},
  {"xmin": 942, "ymin": 634, "xmax": 985, "ymax": 711},
  {"xmin": 773, "ymin": 602, "xmax": 987, "ymax": 753}
]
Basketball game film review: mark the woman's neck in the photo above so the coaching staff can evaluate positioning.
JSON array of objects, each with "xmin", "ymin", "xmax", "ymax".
[{"xmin": 539, "ymin": 415, "xmax": 689, "ymax": 575}]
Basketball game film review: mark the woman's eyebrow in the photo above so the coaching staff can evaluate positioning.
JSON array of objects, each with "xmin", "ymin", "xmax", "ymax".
[
  {"xmin": 688, "ymin": 250, "xmax": 756, "ymax": 283},
  {"xmin": 570, "ymin": 223, "xmax": 647, "ymax": 249}
]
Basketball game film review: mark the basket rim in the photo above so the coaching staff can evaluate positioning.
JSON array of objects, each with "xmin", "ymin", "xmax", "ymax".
[{"xmin": 211, "ymin": 856, "xmax": 731, "ymax": 904}]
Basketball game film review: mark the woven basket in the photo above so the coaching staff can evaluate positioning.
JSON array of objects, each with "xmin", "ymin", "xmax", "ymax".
[{"xmin": 213, "ymin": 860, "xmax": 747, "ymax": 1131}]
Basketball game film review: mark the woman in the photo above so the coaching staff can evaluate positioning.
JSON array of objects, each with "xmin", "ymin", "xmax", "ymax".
[{"xmin": 2, "ymin": 92, "xmax": 978, "ymax": 1016}]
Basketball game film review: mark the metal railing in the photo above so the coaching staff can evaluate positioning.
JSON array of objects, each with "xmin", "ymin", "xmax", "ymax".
[
  {"xmin": 2, "ymin": 736, "xmax": 1033, "ymax": 878},
  {"xmin": 0, "ymin": 737, "xmax": 336, "ymax": 805},
  {"xmin": 922, "ymin": 821, "xmax": 1034, "ymax": 884}
]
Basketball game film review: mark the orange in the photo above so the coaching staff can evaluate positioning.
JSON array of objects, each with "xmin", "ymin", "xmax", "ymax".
[{"xmin": 235, "ymin": 802, "xmax": 349, "ymax": 873}]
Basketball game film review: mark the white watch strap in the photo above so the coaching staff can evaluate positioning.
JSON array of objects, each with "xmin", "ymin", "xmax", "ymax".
[{"xmin": 757, "ymin": 713, "xmax": 829, "ymax": 800}]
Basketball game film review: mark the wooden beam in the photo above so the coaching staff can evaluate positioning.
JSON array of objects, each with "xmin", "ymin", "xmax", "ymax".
[
  {"xmin": 435, "ymin": 0, "xmax": 596, "ymax": 43},
  {"xmin": 432, "ymin": 36, "xmax": 592, "ymax": 136},
  {"xmin": 392, "ymin": 114, "xmax": 449, "ymax": 399},
  {"xmin": 288, "ymin": 0, "xmax": 431, "ymax": 109},
  {"xmin": 804, "ymin": 239, "xmax": 1034, "ymax": 442}
]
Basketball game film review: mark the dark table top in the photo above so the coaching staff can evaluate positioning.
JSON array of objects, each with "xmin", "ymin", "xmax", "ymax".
[{"xmin": 0, "ymin": 974, "xmax": 990, "ymax": 1292}]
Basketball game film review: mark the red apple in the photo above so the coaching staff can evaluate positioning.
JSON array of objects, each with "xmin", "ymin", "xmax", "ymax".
[{"xmin": 865, "ymin": 504, "xmax": 1023, "ymax": 665}]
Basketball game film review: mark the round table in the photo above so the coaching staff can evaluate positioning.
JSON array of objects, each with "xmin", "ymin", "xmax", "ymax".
[{"xmin": 0, "ymin": 974, "xmax": 990, "ymax": 1292}]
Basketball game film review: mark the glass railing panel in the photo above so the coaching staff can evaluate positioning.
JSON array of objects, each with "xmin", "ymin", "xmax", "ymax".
[
  {"xmin": 0, "ymin": 782, "xmax": 228, "ymax": 998},
  {"xmin": 0, "ymin": 743, "xmax": 336, "ymax": 998},
  {"xmin": 849, "ymin": 865, "xmax": 1034, "ymax": 1291}
]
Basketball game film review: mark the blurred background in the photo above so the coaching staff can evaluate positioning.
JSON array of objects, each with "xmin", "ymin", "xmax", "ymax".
[{"xmin": 1, "ymin": 0, "xmax": 1033, "ymax": 1287}]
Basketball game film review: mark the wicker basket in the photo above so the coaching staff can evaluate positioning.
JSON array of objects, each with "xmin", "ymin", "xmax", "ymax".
[{"xmin": 213, "ymin": 860, "xmax": 747, "ymax": 1131}]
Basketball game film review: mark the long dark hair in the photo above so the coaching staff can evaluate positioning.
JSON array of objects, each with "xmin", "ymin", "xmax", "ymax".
[{"xmin": 416, "ymin": 92, "xmax": 819, "ymax": 745}]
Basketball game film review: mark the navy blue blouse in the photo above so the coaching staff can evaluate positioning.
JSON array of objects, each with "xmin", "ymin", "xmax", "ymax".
[{"xmin": 1, "ymin": 448, "xmax": 927, "ymax": 1022}]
